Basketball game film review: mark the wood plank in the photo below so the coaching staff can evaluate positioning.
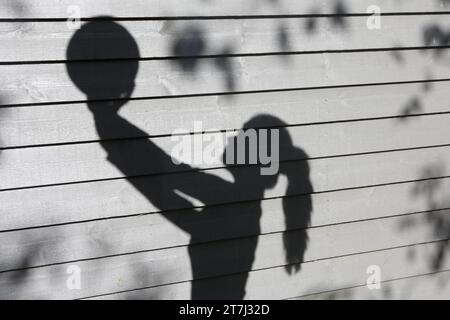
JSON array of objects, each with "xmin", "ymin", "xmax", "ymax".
[
  {"xmin": 1, "ymin": 177, "xmax": 448, "ymax": 272},
  {"xmin": 1, "ymin": 114, "xmax": 449, "ymax": 190},
  {"xmin": 2, "ymin": 1, "xmax": 448, "ymax": 19},
  {"xmin": 94, "ymin": 242, "xmax": 450, "ymax": 300},
  {"xmin": 2, "ymin": 81, "xmax": 449, "ymax": 148},
  {"xmin": 0, "ymin": 213, "xmax": 448, "ymax": 299},
  {"xmin": 1, "ymin": 50, "xmax": 449, "ymax": 106},
  {"xmin": 1, "ymin": 146, "xmax": 449, "ymax": 230},
  {"xmin": 2, "ymin": 15, "xmax": 450, "ymax": 62},
  {"xmin": 292, "ymin": 271, "xmax": 450, "ymax": 299},
  {"xmin": 2, "ymin": 176, "xmax": 450, "ymax": 233}
]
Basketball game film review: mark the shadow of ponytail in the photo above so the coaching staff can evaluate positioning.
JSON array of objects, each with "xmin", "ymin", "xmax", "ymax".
[{"xmin": 281, "ymin": 146, "xmax": 313, "ymax": 274}]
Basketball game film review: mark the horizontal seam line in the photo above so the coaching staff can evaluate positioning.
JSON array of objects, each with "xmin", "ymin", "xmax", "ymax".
[
  {"xmin": 2, "ymin": 111, "xmax": 449, "ymax": 151},
  {"xmin": 1, "ymin": 12, "xmax": 450, "ymax": 22},
  {"xmin": 283, "ymin": 269, "xmax": 450, "ymax": 300},
  {"xmin": 1, "ymin": 218, "xmax": 448, "ymax": 276},
  {"xmin": 1, "ymin": 78, "xmax": 449, "ymax": 108},
  {"xmin": 0, "ymin": 208, "xmax": 448, "ymax": 274},
  {"xmin": 2, "ymin": 45, "xmax": 450, "ymax": 65},
  {"xmin": 1, "ymin": 143, "xmax": 449, "ymax": 192},
  {"xmin": 1, "ymin": 176, "xmax": 449, "ymax": 233},
  {"xmin": 77, "ymin": 239, "xmax": 450, "ymax": 300}
]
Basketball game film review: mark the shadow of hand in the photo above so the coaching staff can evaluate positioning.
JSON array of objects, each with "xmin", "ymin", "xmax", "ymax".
[{"xmin": 283, "ymin": 231, "xmax": 308, "ymax": 275}]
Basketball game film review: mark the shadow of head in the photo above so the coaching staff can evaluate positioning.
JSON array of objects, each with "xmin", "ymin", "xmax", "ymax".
[
  {"xmin": 221, "ymin": 114, "xmax": 294, "ymax": 190},
  {"xmin": 66, "ymin": 18, "xmax": 140, "ymax": 108}
]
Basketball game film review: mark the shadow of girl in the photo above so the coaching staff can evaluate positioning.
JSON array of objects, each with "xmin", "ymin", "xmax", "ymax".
[{"xmin": 66, "ymin": 19, "xmax": 313, "ymax": 299}]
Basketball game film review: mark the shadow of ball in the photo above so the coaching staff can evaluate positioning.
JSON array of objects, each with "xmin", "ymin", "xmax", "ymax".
[{"xmin": 66, "ymin": 18, "xmax": 140, "ymax": 101}]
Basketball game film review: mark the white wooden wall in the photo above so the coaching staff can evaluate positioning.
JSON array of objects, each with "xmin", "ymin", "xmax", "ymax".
[{"xmin": 0, "ymin": 0, "xmax": 449, "ymax": 300}]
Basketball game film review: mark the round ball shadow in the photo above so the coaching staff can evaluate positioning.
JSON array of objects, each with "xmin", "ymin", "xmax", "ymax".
[{"xmin": 66, "ymin": 19, "xmax": 140, "ymax": 101}]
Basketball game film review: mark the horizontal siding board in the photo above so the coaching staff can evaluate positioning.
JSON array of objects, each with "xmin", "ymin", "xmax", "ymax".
[
  {"xmin": 1, "ymin": 1, "xmax": 449, "ymax": 19},
  {"xmin": 3, "ymin": 240, "xmax": 447, "ymax": 300},
  {"xmin": 1, "ymin": 114, "xmax": 449, "ymax": 190},
  {"xmin": 2, "ymin": 81, "xmax": 449, "ymax": 148},
  {"xmin": 2, "ymin": 15, "xmax": 450, "ymax": 62},
  {"xmin": 2, "ymin": 177, "xmax": 449, "ymax": 234},
  {"xmin": 94, "ymin": 242, "xmax": 450, "ymax": 300},
  {"xmin": 1, "ymin": 182, "xmax": 448, "ymax": 272},
  {"xmin": 293, "ymin": 271, "xmax": 450, "ymax": 299},
  {"xmin": 0, "ymin": 214, "xmax": 447, "ymax": 299},
  {"xmin": 1, "ymin": 50, "xmax": 449, "ymax": 106},
  {"xmin": 1, "ymin": 146, "xmax": 449, "ymax": 230},
  {"xmin": 242, "ymin": 241, "xmax": 450, "ymax": 300}
]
